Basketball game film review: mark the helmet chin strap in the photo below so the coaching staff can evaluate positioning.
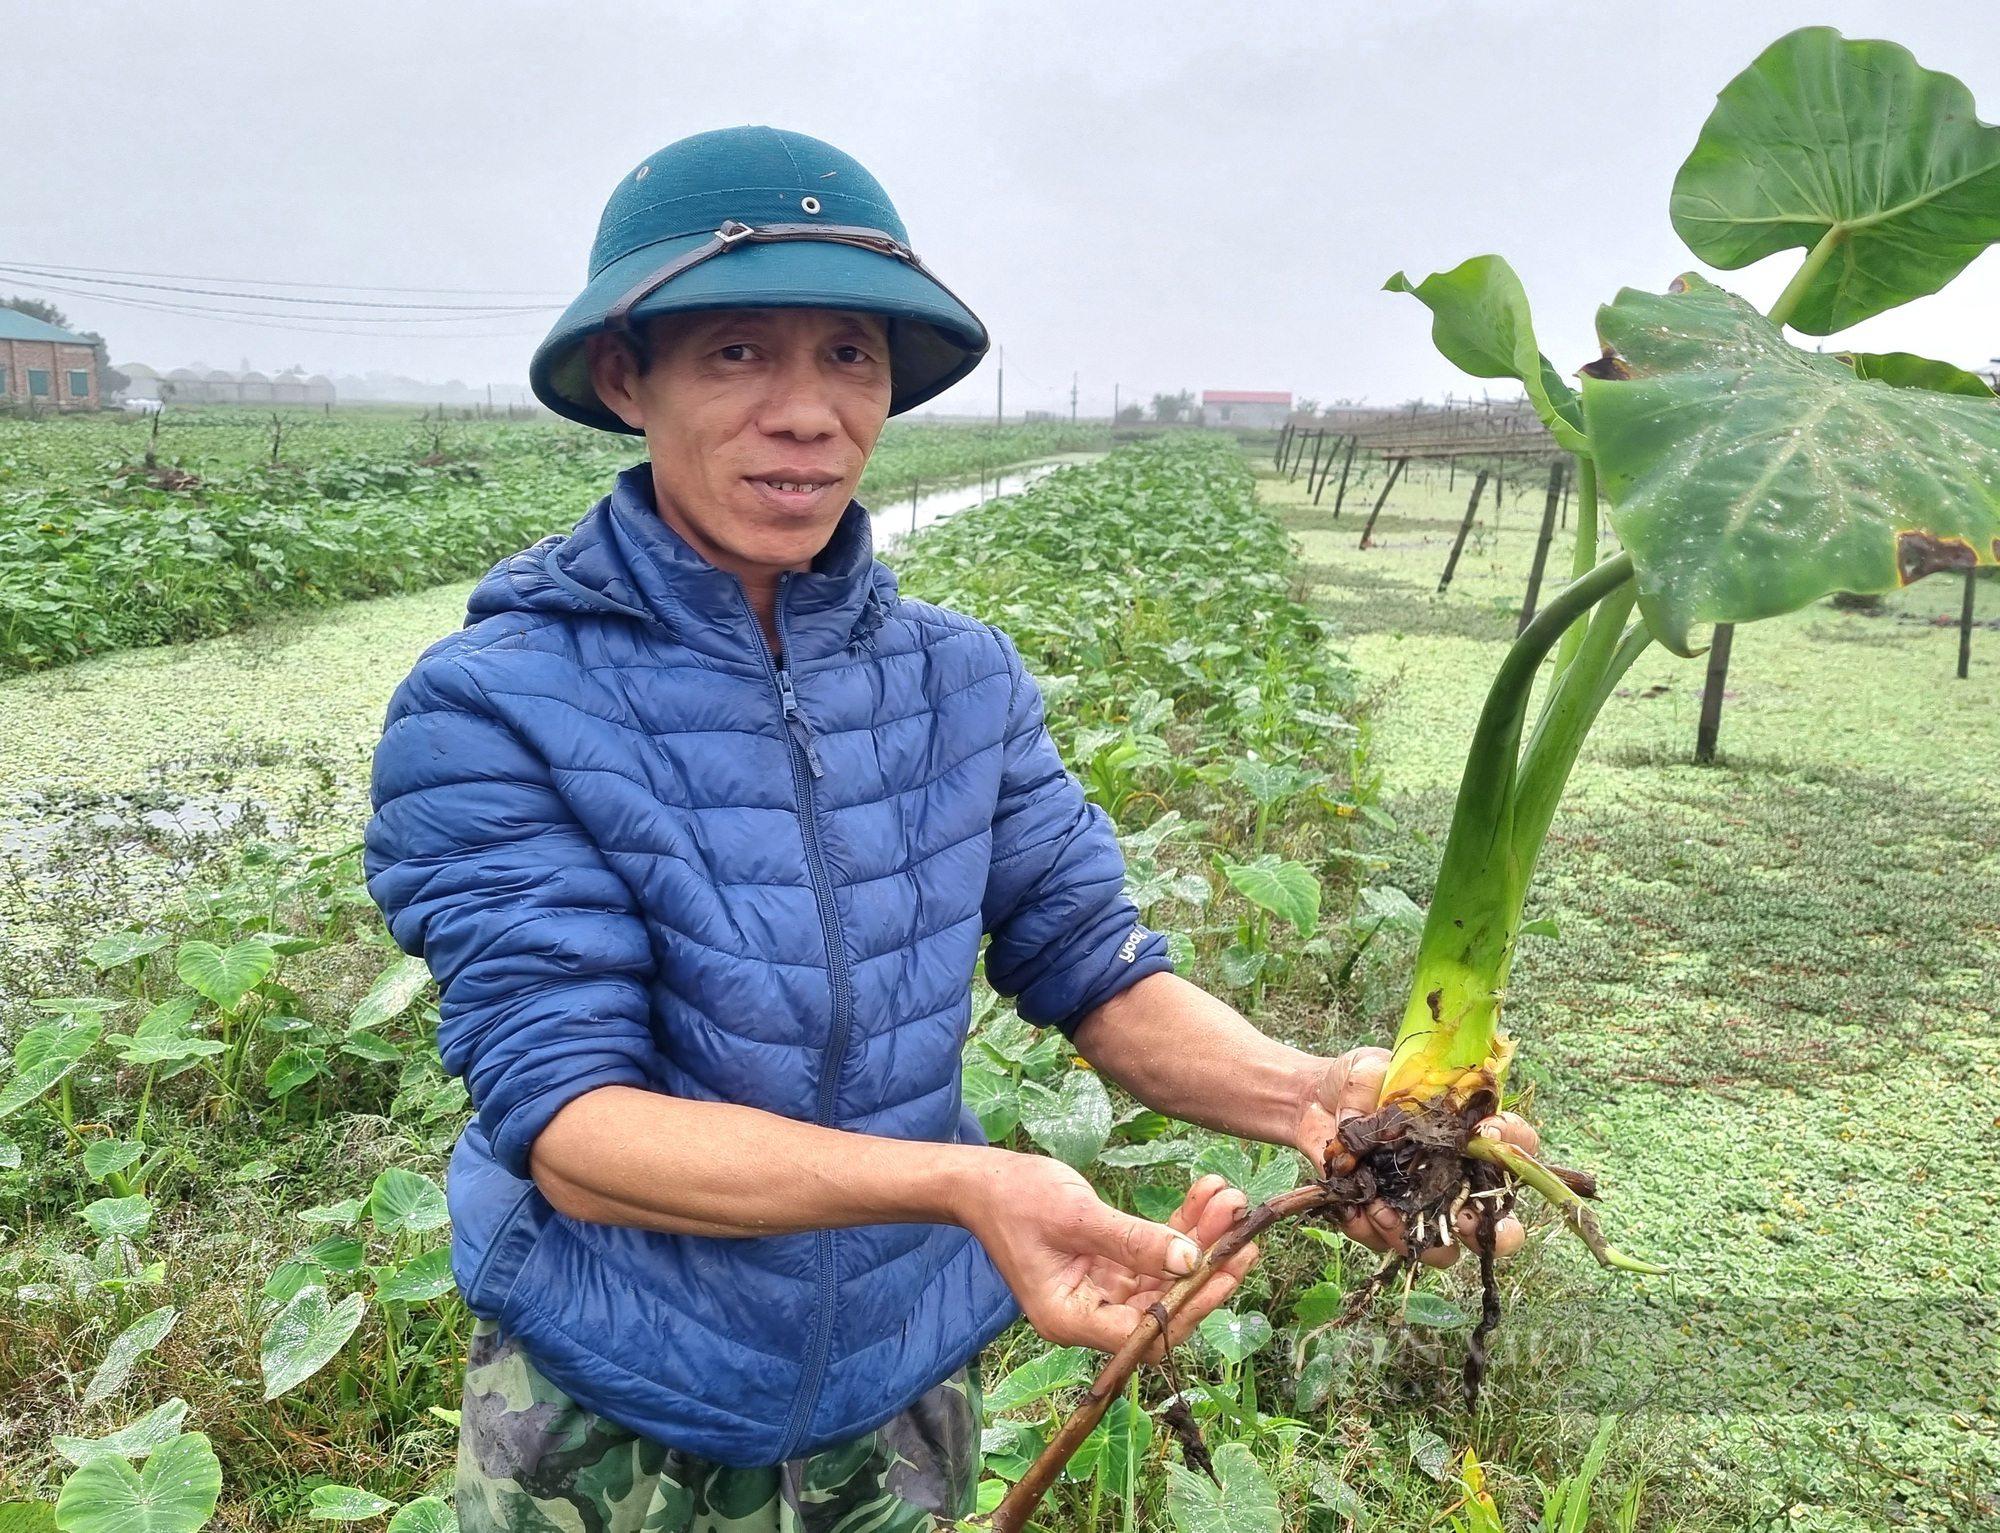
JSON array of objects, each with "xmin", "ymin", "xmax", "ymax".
[{"xmin": 603, "ymin": 220, "xmax": 974, "ymax": 369}]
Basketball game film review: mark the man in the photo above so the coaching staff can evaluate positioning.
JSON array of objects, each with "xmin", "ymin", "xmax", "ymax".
[{"xmin": 366, "ymin": 126, "xmax": 1535, "ymax": 1532}]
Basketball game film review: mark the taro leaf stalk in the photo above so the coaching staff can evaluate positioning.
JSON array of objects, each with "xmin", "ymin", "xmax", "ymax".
[{"xmin": 977, "ymin": 30, "xmax": 2000, "ymax": 1530}]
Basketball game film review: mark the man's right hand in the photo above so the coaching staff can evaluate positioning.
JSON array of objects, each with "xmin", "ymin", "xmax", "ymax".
[{"xmin": 953, "ymin": 1156, "xmax": 1257, "ymax": 1354}]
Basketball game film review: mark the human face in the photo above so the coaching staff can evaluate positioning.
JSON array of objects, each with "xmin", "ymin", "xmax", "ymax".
[{"xmin": 586, "ymin": 308, "xmax": 892, "ymax": 594}]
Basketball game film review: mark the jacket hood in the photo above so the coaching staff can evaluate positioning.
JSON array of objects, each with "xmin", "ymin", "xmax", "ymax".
[{"xmin": 467, "ymin": 463, "xmax": 898, "ymax": 665}]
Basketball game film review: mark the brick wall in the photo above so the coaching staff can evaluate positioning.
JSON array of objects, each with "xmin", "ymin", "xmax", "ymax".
[{"xmin": 0, "ymin": 339, "xmax": 99, "ymax": 410}]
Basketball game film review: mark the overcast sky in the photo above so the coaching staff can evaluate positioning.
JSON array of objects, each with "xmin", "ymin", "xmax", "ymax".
[{"xmin": 6, "ymin": 0, "xmax": 1996, "ymax": 416}]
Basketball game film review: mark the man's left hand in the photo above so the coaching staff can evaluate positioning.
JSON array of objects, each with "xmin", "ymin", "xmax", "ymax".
[{"xmin": 1296, "ymin": 1046, "xmax": 1540, "ymax": 1269}]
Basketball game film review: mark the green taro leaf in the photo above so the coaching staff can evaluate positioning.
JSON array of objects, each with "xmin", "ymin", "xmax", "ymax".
[
  {"xmin": 0, "ymin": 1021, "xmax": 104, "ymax": 1122},
  {"xmin": 264, "ymin": 1047, "xmax": 328, "ymax": 1099},
  {"xmin": 262, "ymin": 1261, "xmax": 324, "ymax": 1303},
  {"xmin": 1098, "ymin": 1394, "xmax": 1153, "ymax": 1496},
  {"xmin": 174, "ymin": 938, "xmax": 275, "ymax": 1013},
  {"xmin": 1017, "ymin": 1069, "xmax": 1113, "ymax": 1170},
  {"xmin": 296, "ymin": 1199, "xmax": 365, "ymax": 1229},
  {"xmin": 1215, "ymin": 946, "xmax": 1266, "ymax": 989},
  {"xmin": 372, "ymin": 1249, "xmax": 455, "ymax": 1304},
  {"xmin": 53, "ymin": 1432, "xmax": 221, "ymax": 1533},
  {"xmin": 307, "ymin": 1487, "xmax": 393, "ymax": 1521},
  {"xmin": 303, "ymin": 1236, "xmax": 365, "ymax": 1275},
  {"xmin": 1221, "ymin": 856, "xmax": 1321, "ymax": 936},
  {"xmin": 1384, "ymin": 256, "xmax": 1588, "ymax": 451},
  {"xmin": 348, "ymin": 956, "xmax": 432, "ymax": 1035},
  {"xmin": 1198, "ymin": 1308, "xmax": 1274, "ymax": 1365},
  {"xmin": 1519, "ymin": 917, "xmax": 1561, "ymax": 940},
  {"xmin": 1133, "ymin": 1183, "xmax": 1184, "ymax": 1222},
  {"xmin": 1408, "ymin": 1426, "xmax": 1452, "ymax": 1482},
  {"xmin": 385, "ymin": 1500, "xmax": 455, "ymax": 1533},
  {"xmin": 1584, "ymin": 275, "xmax": 2000, "ymax": 654},
  {"xmin": 84, "ymin": 933, "xmax": 170, "ymax": 972},
  {"xmin": 1669, "ymin": 27, "xmax": 2000, "ymax": 334},
  {"xmin": 108, "ymin": 1000, "xmax": 222, "ymax": 1070},
  {"xmin": 984, "ymin": 1346, "xmax": 1093, "ymax": 1415},
  {"xmin": 82, "ymin": 1141, "xmax": 145, "ymax": 1183},
  {"xmin": 0, "ymin": 1503, "xmax": 57, "ymax": 1533},
  {"xmin": 0, "ymin": 1136, "xmax": 20, "ymax": 1171},
  {"xmin": 1095, "ymin": 1138, "xmax": 1199, "ymax": 1169},
  {"xmin": 81, "ymin": 1305, "xmax": 178, "ymax": 1409},
  {"xmin": 1353, "ymin": 885, "xmax": 1425, "ymax": 937},
  {"xmin": 81, "ymin": 1196, "xmax": 154, "ymax": 1241},
  {"xmin": 1841, "ymin": 351, "xmax": 1998, "ymax": 398},
  {"xmin": 1163, "ymin": 1441, "xmax": 1282, "ymax": 1533},
  {"xmin": 259, "ymin": 1284, "xmax": 367, "ymax": 1399},
  {"xmin": 365, "ymin": 1169, "xmax": 449, "ymax": 1237},
  {"xmin": 959, "ymin": 1063, "xmax": 1020, "ymax": 1141},
  {"xmin": 1403, "ymin": 1291, "xmax": 1472, "ymax": 1329},
  {"xmin": 1292, "ymin": 1282, "xmax": 1347, "ymax": 1330},
  {"xmin": 340, "ymin": 1033, "xmax": 404, "ymax": 1066},
  {"xmin": 53, "ymin": 1399, "xmax": 191, "ymax": 1467},
  {"xmin": 1243, "ymin": 1149, "xmax": 1303, "ymax": 1205},
  {"xmin": 1224, "ymin": 757, "xmax": 1325, "ymax": 809}
]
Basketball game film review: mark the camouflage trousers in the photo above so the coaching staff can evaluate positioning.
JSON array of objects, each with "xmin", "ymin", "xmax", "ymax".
[{"xmin": 456, "ymin": 1320, "xmax": 982, "ymax": 1533}]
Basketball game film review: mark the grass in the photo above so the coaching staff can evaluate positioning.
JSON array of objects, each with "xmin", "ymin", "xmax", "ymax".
[{"xmin": 1261, "ymin": 454, "xmax": 2000, "ymax": 1530}]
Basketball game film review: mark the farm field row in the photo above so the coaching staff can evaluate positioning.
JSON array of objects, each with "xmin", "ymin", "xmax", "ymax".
[
  {"xmin": 0, "ymin": 411, "xmax": 1095, "ymax": 676},
  {"xmin": 1261, "ymin": 458, "xmax": 2000, "ymax": 1531}
]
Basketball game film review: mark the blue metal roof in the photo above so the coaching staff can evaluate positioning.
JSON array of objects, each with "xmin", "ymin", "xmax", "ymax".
[{"xmin": 0, "ymin": 309, "xmax": 90, "ymax": 344}]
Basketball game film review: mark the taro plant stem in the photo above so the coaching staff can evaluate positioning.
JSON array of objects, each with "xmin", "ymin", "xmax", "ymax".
[{"xmin": 1381, "ymin": 553, "xmax": 1642, "ymax": 1102}]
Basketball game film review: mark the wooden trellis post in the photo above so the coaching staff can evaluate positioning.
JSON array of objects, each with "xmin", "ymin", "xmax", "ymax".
[
  {"xmin": 1320, "ymin": 434, "xmax": 1357, "ymax": 510},
  {"xmin": 1437, "ymin": 469, "xmax": 1490, "ymax": 593},
  {"xmin": 1517, "ymin": 458, "xmax": 1567, "ymax": 634},
  {"xmin": 1695, "ymin": 623, "xmax": 1735, "ymax": 764},
  {"xmin": 1959, "ymin": 568, "xmax": 1978, "ymax": 679},
  {"xmin": 1358, "ymin": 457, "xmax": 1407, "ymax": 549},
  {"xmin": 1297, "ymin": 429, "xmax": 1321, "ymax": 484}
]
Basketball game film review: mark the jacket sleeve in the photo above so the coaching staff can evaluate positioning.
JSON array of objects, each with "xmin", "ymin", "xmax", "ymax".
[
  {"xmin": 980, "ymin": 629, "xmax": 1172, "ymax": 1035},
  {"xmin": 364, "ymin": 650, "xmax": 662, "ymax": 1178}
]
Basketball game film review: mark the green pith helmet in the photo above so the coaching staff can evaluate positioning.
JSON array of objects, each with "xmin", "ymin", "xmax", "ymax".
[{"xmin": 530, "ymin": 126, "xmax": 989, "ymax": 433}]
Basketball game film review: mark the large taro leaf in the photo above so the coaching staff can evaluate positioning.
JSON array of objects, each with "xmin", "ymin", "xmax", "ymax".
[
  {"xmin": 365, "ymin": 1169, "xmax": 448, "ymax": 1238},
  {"xmin": 260, "ymin": 1284, "xmax": 366, "ymax": 1399},
  {"xmin": 81, "ymin": 1307, "xmax": 178, "ymax": 1410},
  {"xmin": 1582, "ymin": 275, "xmax": 2000, "ymax": 654},
  {"xmin": 1842, "ymin": 351, "xmax": 1998, "ymax": 399},
  {"xmin": 53, "ymin": 1434, "xmax": 221, "ymax": 1533},
  {"xmin": 1163, "ymin": 1441, "xmax": 1282, "ymax": 1533},
  {"xmin": 1221, "ymin": 855, "xmax": 1322, "ymax": 936},
  {"xmin": 1017, "ymin": 1069, "xmax": 1112, "ymax": 1170},
  {"xmin": 0, "ymin": 1021, "xmax": 104, "ymax": 1122},
  {"xmin": 1384, "ymin": 256, "xmax": 1587, "ymax": 452},
  {"xmin": 385, "ymin": 1502, "xmax": 455, "ymax": 1533},
  {"xmin": 1670, "ymin": 27, "xmax": 2000, "ymax": 334},
  {"xmin": 173, "ymin": 939, "xmax": 274, "ymax": 1013},
  {"xmin": 53, "ymin": 1400, "xmax": 191, "ymax": 1468},
  {"xmin": 347, "ymin": 956, "xmax": 432, "ymax": 1035}
]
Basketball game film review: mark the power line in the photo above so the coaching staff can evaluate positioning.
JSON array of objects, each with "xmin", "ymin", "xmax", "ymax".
[
  {"xmin": 0, "ymin": 258, "xmax": 570, "ymax": 300},
  {"xmin": 0, "ymin": 264, "xmax": 557, "ymax": 314},
  {"xmin": 6, "ymin": 277, "xmax": 550, "ymax": 340}
]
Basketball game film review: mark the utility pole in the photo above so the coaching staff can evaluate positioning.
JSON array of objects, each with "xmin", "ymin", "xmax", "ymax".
[
  {"xmin": 996, "ymin": 346, "xmax": 1004, "ymax": 426},
  {"xmin": 1112, "ymin": 383, "xmax": 1120, "ymax": 425},
  {"xmin": 1070, "ymin": 372, "xmax": 1078, "ymax": 424}
]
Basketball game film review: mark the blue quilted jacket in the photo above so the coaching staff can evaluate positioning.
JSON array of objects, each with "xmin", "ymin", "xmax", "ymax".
[{"xmin": 365, "ymin": 464, "xmax": 1169, "ymax": 1465}]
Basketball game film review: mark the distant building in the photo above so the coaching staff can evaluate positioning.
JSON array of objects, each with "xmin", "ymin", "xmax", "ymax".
[
  {"xmin": 119, "ymin": 364, "xmax": 336, "ymax": 407},
  {"xmin": 0, "ymin": 310, "xmax": 100, "ymax": 411},
  {"xmin": 1201, "ymin": 390, "xmax": 1291, "ymax": 429}
]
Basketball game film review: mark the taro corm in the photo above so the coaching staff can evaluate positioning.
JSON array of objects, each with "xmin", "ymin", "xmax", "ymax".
[{"xmin": 984, "ymin": 26, "xmax": 2000, "ymax": 1528}]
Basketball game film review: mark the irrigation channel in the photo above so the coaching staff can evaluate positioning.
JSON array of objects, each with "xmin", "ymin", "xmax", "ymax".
[{"xmin": 869, "ymin": 452, "xmax": 1101, "ymax": 546}]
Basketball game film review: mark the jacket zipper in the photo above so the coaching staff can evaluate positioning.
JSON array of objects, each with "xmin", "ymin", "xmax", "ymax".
[{"xmin": 758, "ymin": 577, "xmax": 854, "ymax": 1461}]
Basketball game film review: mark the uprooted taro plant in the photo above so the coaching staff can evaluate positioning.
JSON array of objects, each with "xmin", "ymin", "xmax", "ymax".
[{"xmin": 978, "ymin": 25, "xmax": 2000, "ymax": 1529}]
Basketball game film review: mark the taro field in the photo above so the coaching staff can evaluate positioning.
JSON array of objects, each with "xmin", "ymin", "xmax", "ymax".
[{"xmin": 0, "ymin": 422, "xmax": 1992, "ymax": 1533}]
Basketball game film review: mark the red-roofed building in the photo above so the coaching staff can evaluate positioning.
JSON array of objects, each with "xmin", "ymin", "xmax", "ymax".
[{"xmin": 1201, "ymin": 390, "xmax": 1291, "ymax": 429}]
